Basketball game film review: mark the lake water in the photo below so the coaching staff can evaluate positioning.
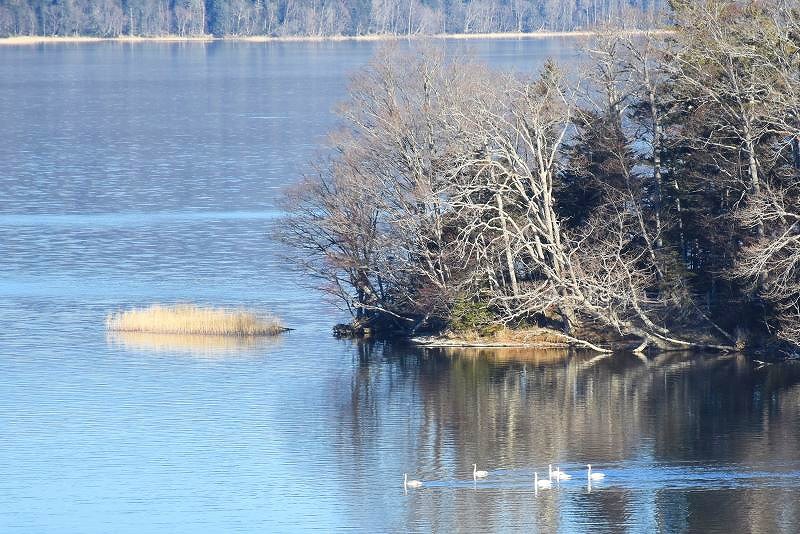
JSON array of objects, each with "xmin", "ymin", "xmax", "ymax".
[{"xmin": 1, "ymin": 40, "xmax": 799, "ymax": 533}]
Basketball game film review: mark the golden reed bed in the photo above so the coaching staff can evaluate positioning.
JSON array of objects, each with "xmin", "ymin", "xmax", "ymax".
[{"xmin": 106, "ymin": 304, "xmax": 286, "ymax": 336}]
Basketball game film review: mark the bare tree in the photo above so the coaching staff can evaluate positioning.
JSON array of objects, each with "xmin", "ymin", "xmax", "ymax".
[
  {"xmin": 667, "ymin": 1, "xmax": 799, "ymax": 234},
  {"xmin": 277, "ymin": 46, "xmax": 486, "ymax": 330},
  {"xmin": 278, "ymin": 42, "xmax": 747, "ymax": 350}
]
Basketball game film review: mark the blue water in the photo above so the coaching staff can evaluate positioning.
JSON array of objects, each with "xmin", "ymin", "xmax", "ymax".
[{"xmin": 1, "ymin": 40, "xmax": 799, "ymax": 533}]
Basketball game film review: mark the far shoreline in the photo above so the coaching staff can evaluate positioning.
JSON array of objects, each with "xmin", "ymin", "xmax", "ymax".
[{"xmin": 0, "ymin": 29, "xmax": 672, "ymax": 46}]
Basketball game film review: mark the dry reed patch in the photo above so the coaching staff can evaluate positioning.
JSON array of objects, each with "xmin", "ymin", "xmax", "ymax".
[
  {"xmin": 418, "ymin": 326, "xmax": 573, "ymax": 347},
  {"xmin": 106, "ymin": 304, "xmax": 286, "ymax": 336}
]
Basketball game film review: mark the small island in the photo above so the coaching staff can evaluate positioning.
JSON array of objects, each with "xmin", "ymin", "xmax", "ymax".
[
  {"xmin": 278, "ymin": 1, "xmax": 800, "ymax": 358},
  {"xmin": 106, "ymin": 304, "xmax": 287, "ymax": 337}
]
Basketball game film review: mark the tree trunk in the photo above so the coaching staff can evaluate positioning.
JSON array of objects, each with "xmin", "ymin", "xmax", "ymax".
[{"xmin": 496, "ymin": 192, "xmax": 520, "ymax": 298}]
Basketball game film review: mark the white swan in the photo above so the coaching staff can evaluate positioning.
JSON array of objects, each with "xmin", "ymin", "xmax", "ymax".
[
  {"xmin": 587, "ymin": 464, "xmax": 605, "ymax": 481},
  {"xmin": 473, "ymin": 464, "xmax": 489, "ymax": 479},
  {"xmin": 404, "ymin": 473, "xmax": 422, "ymax": 489},
  {"xmin": 535, "ymin": 472, "xmax": 552, "ymax": 489},
  {"xmin": 548, "ymin": 464, "xmax": 572, "ymax": 481},
  {"xmin": 554, "ymin": 466, "xmax": 572, "ymax": 481}
]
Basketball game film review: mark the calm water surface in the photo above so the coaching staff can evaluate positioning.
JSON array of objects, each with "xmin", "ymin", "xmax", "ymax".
[{"xmin": 1, "ymin": 40, "xmax": 799, "ymax": 533}]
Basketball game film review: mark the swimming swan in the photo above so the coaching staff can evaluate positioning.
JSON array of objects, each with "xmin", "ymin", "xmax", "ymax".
[
  {"xmin": 587, "ymin": 464, "xmax": 605, "ymax": 481},
  {"xmin": 535, "ymin": 472, "xmax": 552, "ymax": 489},
  {"xmin": 404, "ymin": 473, "xmax": 423, "ymax": 489},
  {"xmin": 473, "ymin": 464, "xmax": 489, "ymax": 479},
  {"xmin": 554, "ymin": 467, "xmax": 572, "ymax": 481},
  {"xmin": 548, "ymin": 464, "xmax": 572, "ymax": 481}
]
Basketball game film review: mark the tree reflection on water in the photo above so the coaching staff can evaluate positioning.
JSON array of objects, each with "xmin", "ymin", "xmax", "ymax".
[{"xmin": 337, "ymin": 341, "xmax": 800, "ymax": 532}]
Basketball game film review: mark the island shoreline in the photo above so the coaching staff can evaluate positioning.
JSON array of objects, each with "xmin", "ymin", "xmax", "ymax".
[{"xmin": 411, "ymin": 336, "xmax": 573, "ymax": 349}]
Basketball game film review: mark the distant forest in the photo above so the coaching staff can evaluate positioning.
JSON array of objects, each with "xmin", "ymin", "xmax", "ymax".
[{"xmin": 0, "ymin": 0, "xmax": 669, "ymax": 38}]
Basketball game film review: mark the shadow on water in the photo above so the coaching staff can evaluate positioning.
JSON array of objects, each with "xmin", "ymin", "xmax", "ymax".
[{"xmin": 336, "ymin": 340, "xmax": 800, "ymax": 532}]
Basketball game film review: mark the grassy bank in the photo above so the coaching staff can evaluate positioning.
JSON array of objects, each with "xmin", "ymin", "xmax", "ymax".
[
  {"xmin": 106, "ymin": 304, "xmax": 285, "ymax": 336},
  {"xmin": 0, "ymin": 29, "xmax": 671, "ymax": 46}
]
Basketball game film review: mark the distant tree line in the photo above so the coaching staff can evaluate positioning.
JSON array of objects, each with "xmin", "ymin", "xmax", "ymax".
[
  {"xmin": 0, "ymin": 0, "xmax": 669, "ymax": 38},
  {"xmin": 279, "ymin": 0, "xmax": 800, "ymax": 354}
]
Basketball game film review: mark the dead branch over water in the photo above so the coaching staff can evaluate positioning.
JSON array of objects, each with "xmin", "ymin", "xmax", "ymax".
[{"xmin": 278, "ymin": 1, "xmax": 800, "ymax": 354}]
